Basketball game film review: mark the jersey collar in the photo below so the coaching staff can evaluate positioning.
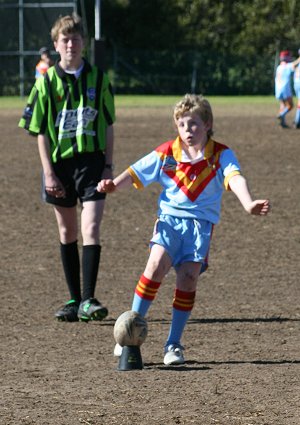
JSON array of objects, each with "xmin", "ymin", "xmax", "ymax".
[
  {"xmin": 172, "ymin": 136, "xmax": 215, "ymax": 162},
  {"xmin": 54, "ymin": 58, "xmax": 92, "ymax": 80}
]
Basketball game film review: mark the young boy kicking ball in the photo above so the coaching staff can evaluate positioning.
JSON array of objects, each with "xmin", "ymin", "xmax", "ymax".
[{"xmin": 98, "ymin": 94, "xmax": 270, "ymax": 365}]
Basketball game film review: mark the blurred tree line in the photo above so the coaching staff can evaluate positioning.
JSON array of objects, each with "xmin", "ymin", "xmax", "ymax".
[
  {"xmin": 1, "ymin": 0, "xmax": 299, "ymax": 95},
  {"xmin": 78, "ymin": 0, "xmax": 300, "ymax": 94}
]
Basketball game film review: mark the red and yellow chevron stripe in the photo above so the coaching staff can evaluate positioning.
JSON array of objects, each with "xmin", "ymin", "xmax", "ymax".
[{"xmin": 156, "ymin": 138, "xmax": 227, "ymax": 201}]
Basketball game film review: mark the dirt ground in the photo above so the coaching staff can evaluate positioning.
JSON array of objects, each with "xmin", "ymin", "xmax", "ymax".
[{"xmin": 1, "ymin": 100, "xmax": 300, "ymax": 425}]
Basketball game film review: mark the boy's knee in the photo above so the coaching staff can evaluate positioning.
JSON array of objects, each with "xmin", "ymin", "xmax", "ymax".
[{"xmin": 82, "ymin": 222, "xmax": 99, "ymax": 240}]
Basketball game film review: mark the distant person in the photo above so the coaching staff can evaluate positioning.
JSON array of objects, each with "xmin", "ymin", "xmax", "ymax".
[
  {"xmin": 275, "ymin": 50, "xmax": 300, "ymax": 128},
  {"xmin": 35, "ymin": 47, "xmax": 54, "ymax": 79},
  {"xmin": 293, "ymin": 48, "xmax": 300, "ymax": 129},
  {"xmin": 98, "ymin": 94, "xmax": 270, "ymax": 365},
  {"xmin": 19, "ymin": 14, "xmax": 115, "ymax": 322}
]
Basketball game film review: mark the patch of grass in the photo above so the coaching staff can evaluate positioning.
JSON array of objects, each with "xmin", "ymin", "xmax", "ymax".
[
  {"xmin": 116, "ymin": 95, "xmax": 278, "ymax": 108},
  {"xmin": 0, "ymin": 94, "xmax": 279, "ymax": 110},
  {"xmin": 0, "ymin": 97, "xmax": 27, "ymax": 109},
  {"xmin": 115, "ymin": 95, "xmax": 179, "ymax": 107}
]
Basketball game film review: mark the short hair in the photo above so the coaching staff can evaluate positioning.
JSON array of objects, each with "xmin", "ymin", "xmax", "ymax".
[
  {"xmin": 279, "ymin": 50, "xmax": 291, "ymax": 62},
  {"xmin": 173, "ymin": 94, "xmax": 214, "ymax": 137},
  {"xmin": 51, "ymin": 13, "xmax": 84, "ymax": 42}
]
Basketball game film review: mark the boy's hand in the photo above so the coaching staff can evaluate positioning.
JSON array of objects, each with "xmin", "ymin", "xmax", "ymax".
[
  {"xmin": 97, "ymin": 179, "xmax": 116, "ymax": 193},
  {"xmin": 45, "ymin": 174, "xmax": 66, "ymax": 198},
  {"xmin": 246, "ymin": 200, "xmax": 271, "ymax": 216}
]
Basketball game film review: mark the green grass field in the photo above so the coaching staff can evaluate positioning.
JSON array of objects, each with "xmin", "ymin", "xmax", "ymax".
[{"xmin": 0, "ymin": 95, "xmax": 278, "ymax": 109}]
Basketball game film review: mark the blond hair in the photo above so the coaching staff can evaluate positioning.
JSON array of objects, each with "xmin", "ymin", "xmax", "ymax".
[
  {"xmin": 51, "ymin": 13, "xmax": 84, "ymax": 42},
  {"xmin": 174, "ymin": 94, "xmax": 213, "ymax": 137}
]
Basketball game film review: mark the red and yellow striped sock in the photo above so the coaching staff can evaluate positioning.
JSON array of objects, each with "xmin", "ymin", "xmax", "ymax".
[
  {"xmin": 135, "ymin": 274, "xmax": 161, "ymax": 301},
  {"xmin": 172, "ymin": 289, "xmax": 196, "ymax": 311},
  {"xmin": 165, "ymin": 289, "xmax": 196, "ymax": 346},
  {"xmin": 132, "ymin": 274, "xmax": 161, "ymax": 316}
]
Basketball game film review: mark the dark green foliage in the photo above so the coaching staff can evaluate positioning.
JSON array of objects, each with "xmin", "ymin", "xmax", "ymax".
[
  {"xmin": 1, "ymin": 0, "xmax": 299, "ymax": 95},
  {"xmin": 83, "ymin": 0, "xmax": 300, "ymax": 94}
]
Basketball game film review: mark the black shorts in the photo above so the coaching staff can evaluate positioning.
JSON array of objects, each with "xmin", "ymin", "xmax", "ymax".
[{"xmin": 42, "ymin": 151, "xmax": 106, "ymax": 207}]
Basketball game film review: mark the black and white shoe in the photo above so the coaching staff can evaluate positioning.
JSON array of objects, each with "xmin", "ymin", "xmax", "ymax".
[{"xmin": 55, "ymin": 300, "xmax": 79, "ymax": 322}]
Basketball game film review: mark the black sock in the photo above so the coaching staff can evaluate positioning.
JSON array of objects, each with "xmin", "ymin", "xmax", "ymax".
[
  {"xmin": 60, "ymin": 241, "xmax": 81, "ymax": 303},
  {"xmin": 82, "ymin": 245, "xmax": 101, "ymax": 301}
]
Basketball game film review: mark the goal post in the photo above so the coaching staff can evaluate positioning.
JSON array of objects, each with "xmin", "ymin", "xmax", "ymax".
[{"xmin": 91, "ymin": 0, "xmax": 106, "ymax": 70}]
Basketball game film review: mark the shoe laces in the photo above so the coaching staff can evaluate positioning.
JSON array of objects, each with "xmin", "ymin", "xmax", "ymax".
[{"xmin": 164, "ymin": 343, "xmax": 185, "ymax": 354}]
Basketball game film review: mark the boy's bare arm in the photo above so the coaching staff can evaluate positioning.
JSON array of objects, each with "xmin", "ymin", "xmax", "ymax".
[
  {"xmin": 228, "ymin": 174, "xmax": 270, "ymax": 216},
  {"xmin": 37, "ymin": 134, "xmax": 65, "ymax": 197},
  {"xmin": 292, "ymin": 57, "xmax": 300, "ymax": 68},
  {"xmin": 37, "ymin": 134, "xmax": 54, "ymax": 177},
  {"xmin": 97, "ymin": 169, "xmax": 133, "ymax": 193}
]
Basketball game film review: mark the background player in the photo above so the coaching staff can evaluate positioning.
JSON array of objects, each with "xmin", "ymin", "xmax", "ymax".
[
  {"xmin": 98, "ymin": 94, "xmax": 270, "ymax": 365},
  {"xmin": 19, "ymin": 14, "xmax": 115, "ymax": 322},
  {"xmin": 275, "ymin": 50, "xmax": 300, "ymax": 128},
  {"xmin": 293, "ymin": 48, "xmax": 300, "ymax": 129},
  {"xmin": 35, "ymin": 47, "xmax": 54, "ymax": 79}
]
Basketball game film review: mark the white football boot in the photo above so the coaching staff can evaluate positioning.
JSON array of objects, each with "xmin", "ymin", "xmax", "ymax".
[{"xmin": 163, "ymin": 344, "xmax": 185, "ymax": 365}]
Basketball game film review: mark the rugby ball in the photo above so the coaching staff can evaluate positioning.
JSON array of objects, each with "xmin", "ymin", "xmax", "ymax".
[{"xmin": 114, "ymin": 310, "xmax": 148, "ymax": 347}]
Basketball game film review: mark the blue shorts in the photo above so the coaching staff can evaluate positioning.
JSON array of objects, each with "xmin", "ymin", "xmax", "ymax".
[
  {"xmin": 275, "ymin": 86, "xmax": 293, "ymax": 100},
  {"xmin": 150, "ymin": 214, "xmax": 213, "ymax": 273}
]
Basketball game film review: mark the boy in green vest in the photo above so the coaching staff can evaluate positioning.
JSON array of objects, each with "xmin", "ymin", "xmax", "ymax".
[{"xmin": 19, "ymin": 13, "xmax": 115, "ymax": 322}]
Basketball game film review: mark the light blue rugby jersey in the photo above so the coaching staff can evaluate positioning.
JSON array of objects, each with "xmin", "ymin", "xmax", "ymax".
[{"xmin": 127, "ymin": 137, "xmax": 241, "ymax": 224}]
